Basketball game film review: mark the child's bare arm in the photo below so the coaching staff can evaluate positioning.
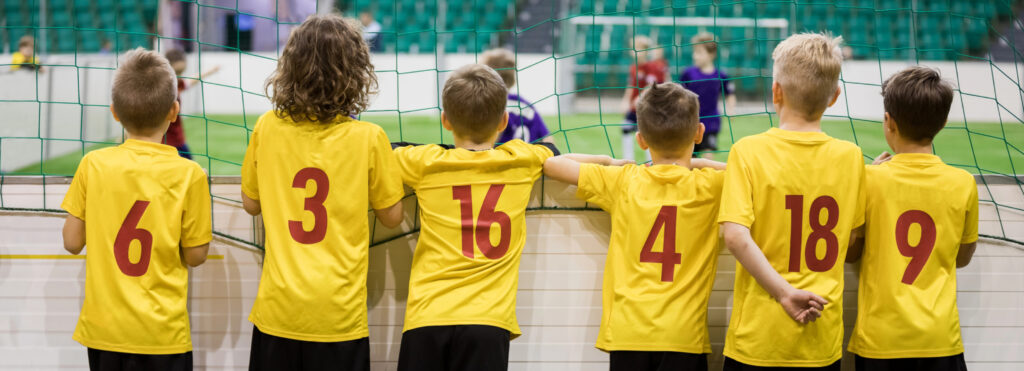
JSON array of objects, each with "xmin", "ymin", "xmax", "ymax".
[
  {"xmin": 690, "ymin": 158, "xmax": 726, "ymax": 170},
  {"xmin": 846, "ymin": 225, "xmax": 865, "ymax": 263},
  {"xmin": 62, "ymin": 215, "xmax": 86, "ymax": 255},
  {"xmin": 242, "ymin": 192, "xmax": 261, "ymax": 216},
  {"xmin": 374, "ymin": 200, "xmax": 404, "ymax": 229},
  {"xmin": 956, "ymin": 242, "xmax": 977, "ymax": 268},
  {"xmin": 543, "ymin": 154, "xmax": 632, "ymax": 185},
  {"xmin": 181, "ymin": 243, "xmax": 210, "ymax": 267},
  {"xmin": 722, "ymin": 222, "xmax": 828, "ymax": 324},
  {"xmin": 725, "ymin": 94, "xmax": 737, "ymax": 117}
]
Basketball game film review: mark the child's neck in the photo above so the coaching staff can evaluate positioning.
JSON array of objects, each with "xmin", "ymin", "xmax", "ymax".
[
  {"xmin": 697, "ymin": 61, "xmax": 715, "ymax": 74},
  {"xmin": 891, "ymin": 138, "xmax": 933, "ymax": 155},
  {"xmin": 453, "ymin": 136, "xmax": 496, "ymax": 151},
  {"xmin": 777, "ymin": 107, "xmax": 823, "ymax": 132},
  {"xmin": 126, "ymin": 131, "xmax": 166, "ymax": 144},
  {"xmin": 650, "ymin": 149, "xmax": 693, "ymax": 168}
]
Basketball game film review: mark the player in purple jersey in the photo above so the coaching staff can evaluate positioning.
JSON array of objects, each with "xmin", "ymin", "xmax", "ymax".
[
  {"xmin": 680, "ymin": 33, "xmax": 736, "ymax": 159},
  {"xmin": 482, "ymin": 48, "xmax": 553, "ymax": 144}
]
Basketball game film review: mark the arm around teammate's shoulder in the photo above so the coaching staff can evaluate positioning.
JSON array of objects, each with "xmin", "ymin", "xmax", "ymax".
[{"xmin": 543, "ymin": 154, "xmax": 632, "ymax": 185}]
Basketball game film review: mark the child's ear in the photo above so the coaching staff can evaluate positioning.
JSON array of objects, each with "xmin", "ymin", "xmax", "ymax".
[
  {"xmin": 695, "ymin": 123, "xmax": 706, "ymax": 144},
  {"xmin": 440, "ymin": 112, "xmax": 453, "ymax": 132},
  {"xmin": 771, "ymin": 81, "xmax": 783, "ymax": 107},
  {"xmin": 497, "ymin": 111, "xmax": 509, "ymax": 133},
  {"xmin": 883, "ymin": 112, "xmax": 896, "ymax": 133},
  {"xmin": 635, "ymin": 131, "xmax": 649, "ymax": 151},
  {"xmin": 827, "ymin": 86, "xmax": 842, "ymax": 108},
  {"xmin": 109, "ymin": 105, "xmax": 120, "ymax": 122},
  {"xmin": 165, "ymin": 101, "xmax": 180, "ymax": 123}
]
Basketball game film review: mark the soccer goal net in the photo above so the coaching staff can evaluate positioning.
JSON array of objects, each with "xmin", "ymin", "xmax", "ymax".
[{"xmin": 1, "ymin": 0, "xmax": 1022, "ymax": 248}]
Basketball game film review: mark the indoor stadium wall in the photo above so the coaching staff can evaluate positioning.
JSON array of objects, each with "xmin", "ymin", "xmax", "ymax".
[{"xmin": 1, "ymin": 178, "xmax": 1022, "ymax": 371}]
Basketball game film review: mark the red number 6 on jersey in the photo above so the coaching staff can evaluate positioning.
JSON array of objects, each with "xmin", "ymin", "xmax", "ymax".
[
  {"xmin": 289, "ymin": 167, "xmax": 330, "ymax": 244},
  {"xmin": 113, "ymin": 200, "xmax": 152, "ymax": 277}
]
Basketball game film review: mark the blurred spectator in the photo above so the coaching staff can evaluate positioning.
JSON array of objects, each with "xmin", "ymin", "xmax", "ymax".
[
  {"xmin": 99, "ymin": 39, "xmax": 113, "ymax": 54},
  {"xmin": 10, "ymin": 35, "xmax": 41, "ymax": 72},
  {"xmin": 360, "ymin": 11, "xmax": 382, "ymax": 52}
]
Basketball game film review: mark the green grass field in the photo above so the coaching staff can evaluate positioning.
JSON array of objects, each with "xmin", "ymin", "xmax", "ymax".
[{"xmin": 11, "ymin": 113, "xmax": 1024, "ymax": 176}]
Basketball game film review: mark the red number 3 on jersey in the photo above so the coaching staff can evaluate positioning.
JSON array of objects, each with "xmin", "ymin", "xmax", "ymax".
[{"xmin": 289, "ymin": 167, "xmax": 330, "ymax": 244}]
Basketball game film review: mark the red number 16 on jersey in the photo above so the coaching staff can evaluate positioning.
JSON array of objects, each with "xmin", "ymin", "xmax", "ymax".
[{"xmin": 452, "ymin": 184, "xmax": 511, "ymax": 259}]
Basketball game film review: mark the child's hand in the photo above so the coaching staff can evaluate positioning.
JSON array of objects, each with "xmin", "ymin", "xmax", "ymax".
[
  {"xmin": 872, "ymin": 151, "xmax": 893, "ymax": 165},
  {"xmin": 779, "ymin": 288, "xmax": 828, "ymax": 324}
]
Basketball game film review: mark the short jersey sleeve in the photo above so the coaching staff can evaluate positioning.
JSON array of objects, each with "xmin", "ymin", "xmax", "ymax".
[
  {"xmin": 576, "ymin": 163, "xmax": 624, "ymax": 211},
  {"xmin": 240, "ymin": 120, "xmax": 261, "ymax": 200},
  {"xmin": 720, "ymin": 70, "xmax": 735, "ymax": 95},
  {"xmin": 181, "ymin": 168, "xmax": 213, "ymax": 248},
  {"xmin": 531, "ymin": 142, "xmax": 557, "ymax": 162},
  {"xmin": 368, "ymin": 128, "xmax": 405, "ymax": 209},
  {"xmin": 61, "ymin": 153, "xmax": 89, "ymax": 219},
  {"xmin": 393, "ymin": 145, "xmax": 427, "ymax": 189},
  {"xmin": 961, "ymin": 180, "xmax": 980, "ymax": 244},
  {"xmin": 717, "ymin": 144, "xmax": 755, "ymax": 227}
]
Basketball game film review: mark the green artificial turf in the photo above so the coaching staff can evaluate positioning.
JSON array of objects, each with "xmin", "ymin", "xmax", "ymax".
[{"xmin": 10, "ymin": 113, "xmax": 1024, "ymax": 176}]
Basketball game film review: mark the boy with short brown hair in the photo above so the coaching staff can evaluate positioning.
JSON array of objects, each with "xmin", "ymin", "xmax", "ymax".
[
  {"xmin": 544, "ymin": 82, "xmax": 725, "ymax": 371},
  {"xmin": 846, "ymin": 66, "xmax": 977, "ymax": 371},
  {"xmin": 393, "ymin": 64, "xmax": 559, "ymax": 371},
  {"xmin": 61, "ymin": 48, "xmax": 211, "ymax": 370}
]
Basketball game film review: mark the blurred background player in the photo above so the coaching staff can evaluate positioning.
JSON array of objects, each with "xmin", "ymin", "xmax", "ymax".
[
  {"xmin": 717, "ymin": 33, "xmax": 864, "ymax": 371},
  {"xmin": 620, "ymin": 35, "xmax": 667, "ymax": 162},
  {"xmin": 680, "ymin": 32, "xmax": 736, "ymax": 159},
  {"xmin": 393, "ymin": 64, "xmax": 558, "ymax": 371},
  {"xmin": 10, "ymin": 35, "xmax": 41, "ymax": 72},
  {"xmin": 846, "ymin": 66, "xmax": 977, "ymax": 371},
  {"xmin": 544, "ymin": 82, "xmax": 725, "ymax": 371},
  {"xmin": 164, "ymin": 48, "xmax": 220, "ymax": 159},
  {"xmin": 481, "ymin": 48, "xmax": 553, "ymax": 144},
  {"xmin": 240, "ymin": 14, "xmax": 404, "ymax": 371},
  {"xmin": 61, "ymin": 48, "xmax": 211, "ymax": 370}
]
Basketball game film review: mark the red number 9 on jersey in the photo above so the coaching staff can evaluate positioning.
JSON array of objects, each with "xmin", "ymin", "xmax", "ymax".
[
  {"xmin": 113, "ymin": 200, "xmax": 152, "ymax": 277},
  {"xmin": 895, "ymin": 210, "xmax": 937, "ymax": 285},
  {"xmin": 289, "ymin": 167, "xmax": 330, "ymax": 244}
]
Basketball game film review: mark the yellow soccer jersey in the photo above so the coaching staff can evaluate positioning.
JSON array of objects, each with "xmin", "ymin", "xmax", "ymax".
[
  {"xmin": 10, "ymin": 52, "xmax": 38, "ymax": 71},
  {"xmin": 394, "ymin": 140, "xmax": 555, "ymax": 336},
  {"xmin": 242, "ymin": 112, "xmax": 404, "ymax": 342},
  {"xmin": 848, "ymin": 153, "xmax": 978, "ymax": 358},
  {"xmin": 61, "ymin": 139, "xmax": 212, "ymax": 354},
  {"xmin": 577, "ymin": 164, "xmax": 723, "ymax": 353},
  {"xmin": 717, "ymin": 128, "xmax": 866, "ymax": 367}
]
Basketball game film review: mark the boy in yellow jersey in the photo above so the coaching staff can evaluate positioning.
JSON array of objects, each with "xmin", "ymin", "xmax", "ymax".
[
  {"xmin": 393, "ymin": 64, "xmax": 558, "ymax": 371},
  {"xmin": 717, "ymin": 33, "xmax": 866, "ymax": 370},
  {"xmin": 846, "ymin": 67, "xmax": 977, "ymax": 371},
  {"xmin": 544, "ymin": 82, "xmax": 726, "ymax": 370},
  {"xmin": 239, "ymin": 15, "xmax": 405, "ymax": 371},
  {"xmin": 61, "ymin": 48, "xmax": 211, "ymax": 371}
]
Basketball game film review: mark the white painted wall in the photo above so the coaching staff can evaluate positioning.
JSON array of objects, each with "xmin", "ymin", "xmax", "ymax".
[{"xmin": 1, "ymin": 179, "xmax": 1022, "ymax": 370}]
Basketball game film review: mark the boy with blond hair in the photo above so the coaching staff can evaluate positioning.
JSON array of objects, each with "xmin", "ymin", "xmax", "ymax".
[
  {"xmin": 240, "ymin": 15, "xmax": 404, "ymax": 370},
  {"xmin": 545, "ymin": 82, "xmax": 725, "ymax": 371},
  {"xmin": 480, "ymin": 48, "xmax": 553, "ymax": 144},
  {"xmin": 393, "ymin": 64, "xmax": 559, "ymax": 371},
  {"xmin": 846, "ymin": 66, "xmax": 976, "ymax": 371},
  {"xmin": 61, "ymin": 48, "xmax": 211, "ymax": 370},
  {"xmin": 717, "ymin": 33, "xmax": 865, "ymax": 370}
]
